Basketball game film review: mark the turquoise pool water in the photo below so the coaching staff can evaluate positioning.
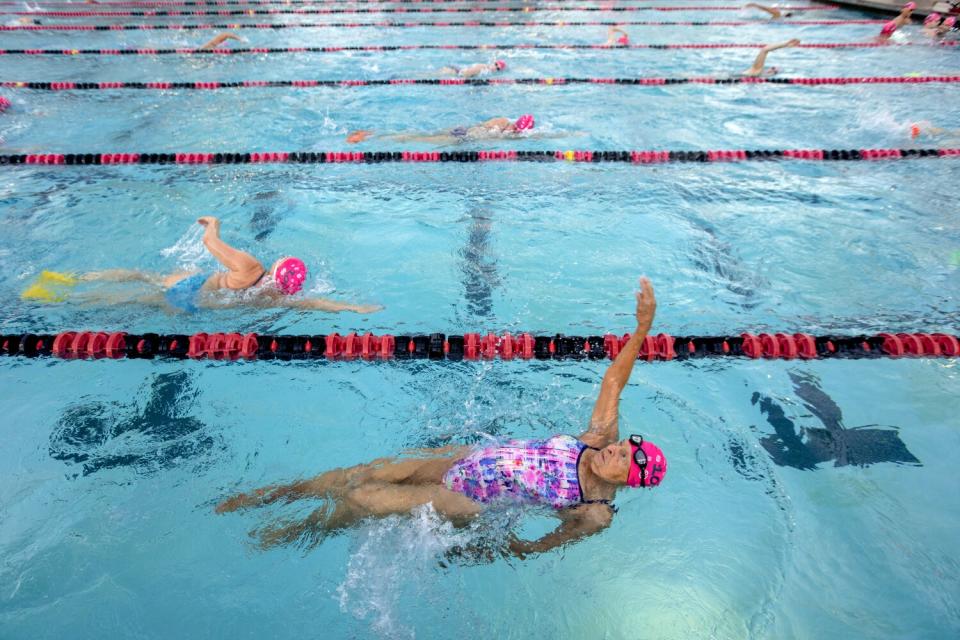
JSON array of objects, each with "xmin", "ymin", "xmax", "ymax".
[{"xmin": 1, "ymin": 2, "xmax": 959, "ymax": 638}]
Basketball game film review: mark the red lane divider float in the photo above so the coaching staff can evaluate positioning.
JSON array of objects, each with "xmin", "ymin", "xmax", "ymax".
[
  {"xmin": 0, "ymin": 19, "xmax": 882, "ymax": 30},
  {"xmin": 3, "ymin": 331, "xmax": 957, "ymax": 361},
  {"xmin": 4, "ymin": 6, "xmax": 837, "ymax": 16},
  {"xmin": 2, "ymin": 148, "xmax": 956, "ymax": 167},
  {"xmin": 5, "ymin": 75, "xmax": 960, "ymax": 91},
  {"xmin": 0, "ymin": 40, "xmax": 934, "ymax": 56}
]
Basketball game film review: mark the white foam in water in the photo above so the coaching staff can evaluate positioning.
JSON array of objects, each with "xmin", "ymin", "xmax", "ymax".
[
  {"xmin": 160, "ymin": 224, "xmax": 210, "ymax": 270},
  {"xmin": 336, "ymin": 504, "xmax": 472, "ymax": 640}
]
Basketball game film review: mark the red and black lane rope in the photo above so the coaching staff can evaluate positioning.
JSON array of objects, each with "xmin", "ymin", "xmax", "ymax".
[
  {"xmin": 2, "ymin": 41, "xmax": 918, "ymax": 56},
  {"xmin": 6, "ymin": 76, "xmax": 960, "ymax": 91},
  {"xmin": 3, "ymin": 331, "xmax": 957, "ymax": 362},
  {"xmin": 2, "ymin": 148, "xmax": 957, "ymax": 166},
  {"xmin": 0, "ymin": 19, "xmax": 879, "ymax": 30},
  {"xmin": 3, "ymin": 6, "xmax": 837, "ymax": 16}
]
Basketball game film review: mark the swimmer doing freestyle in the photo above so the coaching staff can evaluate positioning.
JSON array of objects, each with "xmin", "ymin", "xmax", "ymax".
[
  {"xmin": 217, "ymin": 278, "xmax": 667, "ymax": 556},
  {"xmin": 347, "ymin": 114, "xmax": 540, "ymax": 146},
  {"xmin": 21, "ymin": 217, "xmax": 382, "ymax": 314}
]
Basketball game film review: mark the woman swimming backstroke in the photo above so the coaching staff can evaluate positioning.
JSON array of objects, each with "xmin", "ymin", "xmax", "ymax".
[{"xmin": 217, "ymin": 278, "xmax": 666, "ymax": 556}]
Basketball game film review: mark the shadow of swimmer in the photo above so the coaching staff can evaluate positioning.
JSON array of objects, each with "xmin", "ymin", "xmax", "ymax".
[
  {"xmin": 751, "ymin": 371, "xmax": 920, "ymax": 470},
  {"xmin": 49, "ymin": 371, "xmax": 219, "ymax": 478}
]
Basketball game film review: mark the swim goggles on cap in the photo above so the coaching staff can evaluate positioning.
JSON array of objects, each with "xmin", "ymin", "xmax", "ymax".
[
  {"xmin": 494, "ymin": 59, "xmax": 506, "ymax": 71},
  {"xmin": 628, "ymin": 434, "xmax": 649, "ymax": 487}
]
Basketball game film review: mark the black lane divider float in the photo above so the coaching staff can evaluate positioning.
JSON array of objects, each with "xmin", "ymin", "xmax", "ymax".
[
  {"xmin": 2, "ymin": 331, "xmax": 957, "ymax": 361},
  {"xmin": 0, "ymin": 40, "xmax": 931, "ymax": 56},
  {"xmin": 5, "ymin": 5, "xmax": 836, "ymax": 16},
  {"xmin": 0, "ymin": 19, "xmax": 882, "ymax": 30},
  {"xmin": 6, "ymin": 75, "xmax": 959, "ymax": 91},
  {"xmin": 2, "ymin": 148, "xmax": 958, "ymax": 166}
]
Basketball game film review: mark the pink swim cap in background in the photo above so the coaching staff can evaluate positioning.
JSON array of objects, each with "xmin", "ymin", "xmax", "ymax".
[
  {"xmin": 0, "ymin": 96, "xmax": 9, "ymax": 112},
  {"xmin": 627, "ymin": 439, "xmax": 667, "ymax": 488},
  {"xmin": 494, "ymin": 59, "xmax": 506, "ymax": 71},
  {"xmin": 924, "ymin": 12, "xmax": 941, "ymax": 25},
  {"xmin": 272, "ymin": 257, "xmax": 307, "ymax": 295},
  {"xmin": 513, "ymin": 114, "xmax": 535, "ymax": 131},
  {"xmin": 944, "ymin": 16, "xmax": 956, "ymax": 27},
  {"xmin": 880, "ymin": 19, "xmax": 897, "ymax": 35},
  {"xmin": 903, "ymin": 2, "xmax": 915, "ymax": 10},
  {"xmin": 617, "ymin": 34, "xmax": 629, "ymax": 45}
]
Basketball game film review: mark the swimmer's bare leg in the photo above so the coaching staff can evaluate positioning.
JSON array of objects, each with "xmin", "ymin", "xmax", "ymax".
[
  {"xmin": 386, "ymin": 133, "xmax": 459, "ymax": 146},
  {"xmin": 80, "ymin": 269, "xmax": 167, "ymax": 285}
]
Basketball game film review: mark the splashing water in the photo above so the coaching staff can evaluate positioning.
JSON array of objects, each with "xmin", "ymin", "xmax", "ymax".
[
  {"xmin": 335, "ymin": 504, "xmax": 474, "ymax": 640},
  {"xmin": 159, "ymin": 223, "xmax": 210, "ymax": 271}
]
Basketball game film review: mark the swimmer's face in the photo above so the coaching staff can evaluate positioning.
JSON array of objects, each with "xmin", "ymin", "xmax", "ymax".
[{"xmin": 590, "ymin": 439, "xmax": 633, "ymax": 485}]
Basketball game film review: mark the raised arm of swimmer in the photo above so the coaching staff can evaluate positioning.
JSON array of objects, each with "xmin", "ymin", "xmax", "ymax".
[
  {"xmin": 199, "ymin": 32, "xmax": 242, "ymax": 50},
  {"xmin": 745, "ymin": 3, "xmax": 785, "ymax": 19},
  {"xmin": 743, "ymin": 38, "xmax": 800, "ymax": 77}
]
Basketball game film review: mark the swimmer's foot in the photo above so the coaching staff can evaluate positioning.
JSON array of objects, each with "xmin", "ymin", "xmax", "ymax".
[
  {"xmin": 351, "ymin": 303, "xmax": 384, "ymax": 314},
  {"xmin": 21, "ymin": 271, "xmax": 79, "ymax": 302}
]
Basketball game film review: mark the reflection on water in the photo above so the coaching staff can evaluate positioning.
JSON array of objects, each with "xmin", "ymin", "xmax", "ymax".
[
  {"xmin": 48, "ymin": 371, "xmax": 219, "ymax": 477},
  {"xmin": 752, "ymin": 371, "xmax": 920, "ymax": 470}
]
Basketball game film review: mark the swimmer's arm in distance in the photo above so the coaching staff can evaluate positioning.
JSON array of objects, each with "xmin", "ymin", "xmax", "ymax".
[
  {"xmin": 745, "ymin": 3, "xmax": 783, "ymax": 19},
  {"xmin": 197, "ymin": 216, "xmax": 265, "ymax": 289},
  {"xmin": 742, "ymin": 38, "xmax": 800, "ymax": 77},
  {"xmin": 198, "ymin": 32, "xmax": 242, "ymax": 51},
  {"xmin": 507, "ymin": 503, "xmax": 613, "ymax": 558},
  {"xmin": 579, "ymin": 278, "xmax": 656, "ymax": 450}
]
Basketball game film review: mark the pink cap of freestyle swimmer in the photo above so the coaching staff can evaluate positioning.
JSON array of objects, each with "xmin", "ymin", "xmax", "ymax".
[
  {"xmin": 924, "ymin": 12, "xmax": 941, "ymax": 25},
  {"xmin": 0, "ymin": 96, "xmax": 10, "ymax": 112},
  {"xmin": 943, "ymin": 16, "xmax": 956, "ymax": 27},
  {"xmin": 494, "ymin": 59, "xmax": 507, "ymax": 71},
  {"xmin": 271, "ymin": 256, "xmax": 307, "ymax": 295},
  {"xmin": 617, "ymin": 34, "xmax": 629, "ymax": 45},
  {"xmin": 513, "ymin": 114, "xmax": 535, "ymax": 131},
  {"xmin": 626, "ymin": 436, "xmax": 667, "ymax": 488}
]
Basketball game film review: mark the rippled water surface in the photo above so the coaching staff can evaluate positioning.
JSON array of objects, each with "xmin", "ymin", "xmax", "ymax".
[{"xmin": 1, "ymin": 2, "xmax": 959, "ymax": 639}]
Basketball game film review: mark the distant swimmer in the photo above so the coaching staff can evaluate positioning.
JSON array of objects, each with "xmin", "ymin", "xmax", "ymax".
[
  {"xmin": 741, "ymin": 38, "xmax": 801, "ymax": 77},
  {"xmin": 199, "ymin": 32, "xmax": 244, "ymax": 51},
  {"xmin": 910, "ymin": 121, "xmax": 960, "ymax": 140},
  {"xmin": 439, "ymin": 59, "xmax": 507, "ymax": 78},
  {"xmin": 217, "ymin": 278, "xmax": 667, "ymax": 555},
  {"xmin": 877, "ymin": 2, "xmax": 914, "ymax": 41},
  {"xmin": 604, "ymin": 26, "xmax": 630, "ymax": 46},
  {"xmin": 347, "ymin": 114, "xmax": 543, "ymax": 146},
  {"xmin": 744, "ymin": 3, "xmax": 794, "ymax": 19},
  {"xmin": 0, "ymin": 96, "xmax": 9, "ymax": 112},
  {"xmin": 21, "ymin": 217, "xmax": 382, "ymax": 314}
]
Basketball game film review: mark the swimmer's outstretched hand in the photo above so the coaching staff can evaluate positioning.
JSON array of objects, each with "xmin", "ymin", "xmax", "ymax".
[
  {"xmin": 215, "ymin": 489, "xmax": 267, "ymax": 513},
  {"xmin": 635, "ymin": 277, "xmax": 656, "ymax": 333},
  {"xmin": 197, "ymin": 215, "xmax": 221, "ymax": 236},
  {"xmin": 347, "ymin": 130, "xmax": 373, "ymax": 144}
]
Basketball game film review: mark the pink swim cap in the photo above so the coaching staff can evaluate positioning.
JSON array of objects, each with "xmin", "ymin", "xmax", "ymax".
[
  {"xmin": 880, "ymin": 19, "xmax": 898, "ymax": 35},
  {"xmin": 272, "ymin": 257, "xmax": 307, "ymax": 295},
  {"xmin": 617, "ymin": 34, "xmax": 629, "ymax": 45},
  {"xmin": 0, "ymin": 96, "xmax": 9, "ymax": 112},
  {"xmin": 944, "ymin": 16, "xmax": 956, "ymax": 27},
  {"xmin": 627, "ymin": 438, "xmax": 667, "ymax": 488},
  {"xmin": 903, "ymin": 2, "xmax": 916, "ymax": 9},
  {"xmin": 924, "ymin": 12, "xmax": 941, "ymax": 25},
  {"xmin": 513, "ymin": 114, "xmax": 535, "ymax": 131},
  {"xmin": 494, "ymin": 59, "xmax": 506, "ymax": 71}
]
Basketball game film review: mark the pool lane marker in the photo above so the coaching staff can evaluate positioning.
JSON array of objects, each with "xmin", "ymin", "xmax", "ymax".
[
  {"xmin": 0, "ymin": 0, "xmax": 844, "ymax": 5},
  {"xmin": 5, "ymin": 75, "xmax": 960, "ymax": 90},
  {"xmin": 0, "ymin": 18, "xmax": 879, "ymax": 30},
  {"xmin": 3, "ymin": 331, "xmax": 957, "ymax": 361},
  {"xmin": 1, "ymin": 148, "xmax": 957, "ymax": 166},
  {"xmin": 1, "ymin": 40, "xmax": 934, "ymax": 55},
  {"xmin": 3, "ymin": 6, "xmax": 837, "ymax": 16}
]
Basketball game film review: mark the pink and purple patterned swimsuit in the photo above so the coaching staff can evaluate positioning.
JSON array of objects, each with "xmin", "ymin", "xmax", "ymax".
[{"xmin": 443, "ymin": 434, "xmax": 596, "ymax": 510}]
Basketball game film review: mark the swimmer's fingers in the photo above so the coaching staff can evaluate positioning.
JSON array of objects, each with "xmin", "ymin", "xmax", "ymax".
[{"xmin": 635, "ymin": 277, "xmax": 656, "ymax": 330}]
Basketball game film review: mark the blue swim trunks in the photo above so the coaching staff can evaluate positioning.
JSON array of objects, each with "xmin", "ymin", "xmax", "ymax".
[{"xmin": 165, "ymin": 272, "xmax": 209, "ymax": 313}]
